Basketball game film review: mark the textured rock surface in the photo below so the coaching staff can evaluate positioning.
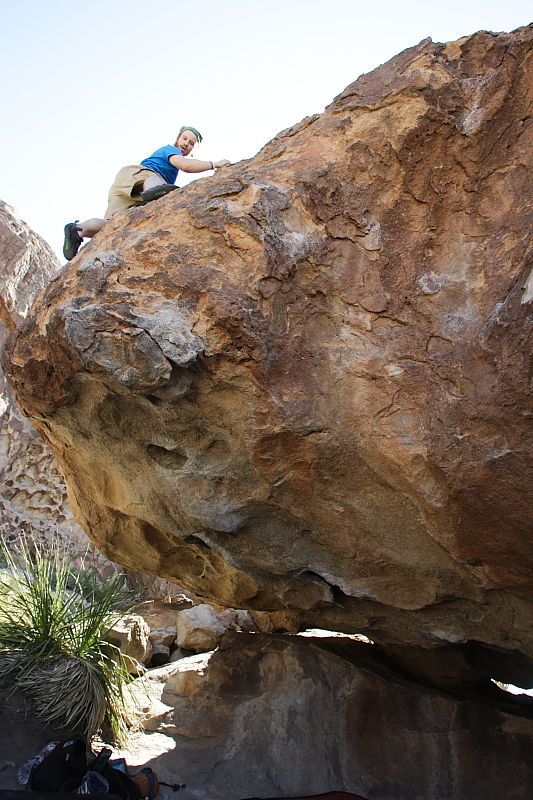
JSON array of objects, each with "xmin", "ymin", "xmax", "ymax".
[
  {"xmin": 0, "ymin": 201, "xmax": 193, "ymax": 593},
  {"xmin": 130, "ymin": 633, "xmax": 533, "ymax": 800},
  {"xmin": 108, "ymin": 614, "xmax": 153, "ymax": 671},
  {"xmin": 0, "ymin": 200, "xmax": 59, "ymax": 328},
  {"xmin": 4, "ymin": 29, "xmax": 533, "ymax": 677},
  {"xmin": 176, "ymin": 603, "xmax": 228, "ymax": 652},
  {"xmin": 0, "ymin": 200, "xmax": 92, "ymax": 555}
]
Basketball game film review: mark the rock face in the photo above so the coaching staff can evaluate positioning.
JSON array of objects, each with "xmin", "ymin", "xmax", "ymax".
[
  {"xmin": 132, "ymin": 633, "xmax": 533, "ymax": 800},
  {"xmin": 0, "ymin": 201, "xmax": 91, "ymax": 555},
  {"xmin": 4, "ymin": 29, "xmax": 533, "ymax": 678},
  {"xmin": 3, "ymin": 634, "xmax": 532, "ymax": 799},
  {"xmin": 0, "ymin": 201, "xmax": 191, "ymax": 593},
  {"xmin": 0, "ymin": 200, "xmax": 61, "ymax": 330}
]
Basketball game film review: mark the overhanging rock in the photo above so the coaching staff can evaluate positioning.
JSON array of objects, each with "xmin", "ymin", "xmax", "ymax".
[{"xmin": 4, "ymin": 27, "xmax": 533, "ymax": 680}]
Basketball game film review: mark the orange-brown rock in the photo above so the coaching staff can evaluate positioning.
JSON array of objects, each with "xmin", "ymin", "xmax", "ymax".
[{"xmin": 4, "ymin": 29, "xmax": 533, "ymax": 676}]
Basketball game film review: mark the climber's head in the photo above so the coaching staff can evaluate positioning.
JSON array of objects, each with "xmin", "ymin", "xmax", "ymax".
[{"xmin": 175, "ymin": 126, "xmax": 203, "ymax": 156}]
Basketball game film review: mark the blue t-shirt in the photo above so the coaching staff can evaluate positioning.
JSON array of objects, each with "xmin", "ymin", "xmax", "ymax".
[{"xmin": 140, "ymin": 145, "xmax": 183, "ymax": 184}]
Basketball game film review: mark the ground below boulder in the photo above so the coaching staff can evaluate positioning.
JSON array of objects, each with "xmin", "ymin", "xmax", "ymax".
[{"xmin": 2, "ymin": 633, "xmax": 532, "ymax": 800}]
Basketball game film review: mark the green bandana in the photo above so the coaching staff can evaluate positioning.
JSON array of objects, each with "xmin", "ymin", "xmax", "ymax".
[{"xmin": 178, "ymin": 125, "xmax": 203, "ymax": 143}]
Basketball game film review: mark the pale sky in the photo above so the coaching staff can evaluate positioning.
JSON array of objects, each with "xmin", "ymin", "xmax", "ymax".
[{"xmin": 1, "ymin": 0, "xmax": 530, "ymax": 261}]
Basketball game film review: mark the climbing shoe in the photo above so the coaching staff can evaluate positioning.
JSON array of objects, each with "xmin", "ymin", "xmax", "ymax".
[
  {"xmin": 140, "ymin": 184, "xmax": 178, "ymax": 203},
  {"xmin": 63, "ymin": 221, "xmax": 83, "ymax": 261}
]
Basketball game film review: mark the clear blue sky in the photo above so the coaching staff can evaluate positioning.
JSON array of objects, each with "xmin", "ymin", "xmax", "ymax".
[{"xmin": 1, "ymin": 0, "xmax": 530, "ymax": 261}]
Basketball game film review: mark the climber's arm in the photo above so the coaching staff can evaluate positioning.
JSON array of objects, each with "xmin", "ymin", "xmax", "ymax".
[{"xmin": 169, "ymin": 154, "xmax": 231, "ymax": 173}]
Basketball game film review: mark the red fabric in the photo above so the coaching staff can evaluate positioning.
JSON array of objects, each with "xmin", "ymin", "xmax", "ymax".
[{"xmin": 245, "ymin": 793, "xmax": 368, "ymax": 800}]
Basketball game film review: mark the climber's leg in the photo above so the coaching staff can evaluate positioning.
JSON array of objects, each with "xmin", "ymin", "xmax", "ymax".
[
  {"xmin": 78, "ymin": 218, "xmax": 104, "ymax": 237},
  {"xmin": 104, "ymin": 166, "xmax": 168, "ymax": 217},
  {"xmin": 142, "ymin": 172, "xmax": 167, "ymax": 192},
  {"xmin": 63, "ymin": 218, "xmax": 104, "ymax": 260}
]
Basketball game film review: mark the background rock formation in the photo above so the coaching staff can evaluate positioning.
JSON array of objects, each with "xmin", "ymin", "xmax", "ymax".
[
  {"xmin": 0, "ymin": 200, "xmax": 91, "ymax": 555},
  {"xmin": 4, "ymin": 28, "xmax": 533, "ymax": 685}
]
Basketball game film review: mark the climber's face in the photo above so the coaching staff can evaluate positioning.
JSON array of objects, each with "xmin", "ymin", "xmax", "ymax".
[{"xmin": 177, "ymin": 130, "xmax": 198, "ymax": 156}]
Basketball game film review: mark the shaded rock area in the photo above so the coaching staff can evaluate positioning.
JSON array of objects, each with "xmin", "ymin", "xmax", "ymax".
[
  {"xmin": 2, "ymin": 633, "xmax": 532, "ymax": 800},
  {"xmin": 4, "ymin": 26, "xmax": 533, "ymax": 691},
  {"xmin": 109, "ymin": 613, "xmax": 153, "ymax": 671},
  {"xmin": 130, "ymin": 633, "xmax": 533, "ymax": 800}
]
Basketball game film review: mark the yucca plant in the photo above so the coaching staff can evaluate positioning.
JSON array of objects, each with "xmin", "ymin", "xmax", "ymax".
[{"xmin": 0, "ymin": 537, "xmax": 138, "ymax": 743}]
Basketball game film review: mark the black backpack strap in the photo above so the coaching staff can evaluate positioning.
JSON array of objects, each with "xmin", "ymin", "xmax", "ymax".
[
  {"xmin": 159, "ymin": 779, "xmax": 186, "ymax": 791},
  {"xmin": 87, "ymin": 747, "xmax": 113, "ymax": 774}
]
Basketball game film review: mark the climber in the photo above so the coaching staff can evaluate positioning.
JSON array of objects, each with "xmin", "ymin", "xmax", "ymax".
[{"xmin": 63, "ymin": 126, "xmax": 231, "ymax": 260}]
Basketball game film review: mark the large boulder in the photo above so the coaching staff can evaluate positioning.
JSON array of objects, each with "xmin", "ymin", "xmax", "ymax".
[
  {"xmin": 3, "ymin": 28, "xmax": 533, "ymax": 680},
  {"xmin": 130, "ymin": 633, "xmax": 533, "ymax": 800},
  {"xmin": 0, "ymin": 200, "xmax": 59, "ymax": 328}
]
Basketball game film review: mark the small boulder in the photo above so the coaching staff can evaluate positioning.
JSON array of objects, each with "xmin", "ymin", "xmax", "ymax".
[
  {"xmin": 128, "ymin": 654, "xmax": 212, "ymax": 732},
  {"xmin": 149, "ymin": 626, "xmax": 177, "ymax": 649},
  {"xmin": 107, "ymin": 614, "xmax": 153, "ymax": 672},
  {"xmin": 164, "ymin": 653, "xmax": 211, "ymax": 697},
  {"xmin": 218, "ymin": 609, "xmax": 257, "ymax": 632},
  {"xmin": 250, "ymin": 610, "xmax": 300, "ymax": 634},
  {"xmin": 176, "ymin": 604, "xmax": 227, "ymax": 652},
  {"xmin": 138, "ymin": 599, "xmax": 191, "ymax": 630}
]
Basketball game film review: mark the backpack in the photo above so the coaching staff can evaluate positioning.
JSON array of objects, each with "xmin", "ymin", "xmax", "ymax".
[
  {"xmin": 25, "ymin": 736, "xmax": 160, "ymax": 799},
  {"xmin": 25, "ymin": 737, "xmax": 89, "ymax": 794}
]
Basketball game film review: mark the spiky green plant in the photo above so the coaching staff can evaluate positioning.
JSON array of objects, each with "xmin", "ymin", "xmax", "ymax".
[{"xmin": 0, "ymin": 538, "xmax": 138, "ymax": 743}]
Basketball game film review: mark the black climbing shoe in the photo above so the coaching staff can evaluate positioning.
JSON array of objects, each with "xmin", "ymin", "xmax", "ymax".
[
  {"xmin": 140, "ymin": 184, "xmax": 178, "ymax": 203},
  {"xmin": 63, "ymin": 221, "xmax": 83, "ymax": 261}
]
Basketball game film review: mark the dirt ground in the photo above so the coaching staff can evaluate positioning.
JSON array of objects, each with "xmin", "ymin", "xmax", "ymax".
[{"xmin": 0, "ymin": 693, "xmax": 208, "ymax": 800}]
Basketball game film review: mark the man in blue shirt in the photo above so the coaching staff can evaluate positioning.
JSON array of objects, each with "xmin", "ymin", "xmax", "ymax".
[{"xmin": 63, "ymin": 126, "xmax": 230, "ymax": 260}]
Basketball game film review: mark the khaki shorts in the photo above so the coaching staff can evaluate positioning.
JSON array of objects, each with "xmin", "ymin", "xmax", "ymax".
[{"xmin": 104, "ymin": 165, "xmax": 161, "ymax": 218}]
